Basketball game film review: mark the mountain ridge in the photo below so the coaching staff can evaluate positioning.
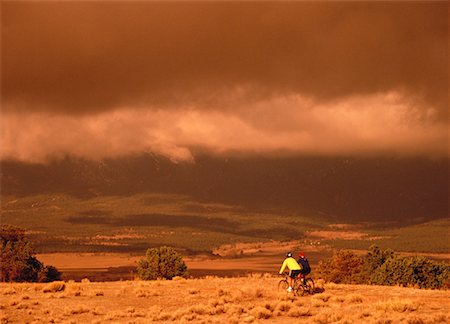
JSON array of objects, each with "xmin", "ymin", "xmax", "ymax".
[{"xmin": 1, "ymin": 154, "xmax": 448, "ymax": 223}]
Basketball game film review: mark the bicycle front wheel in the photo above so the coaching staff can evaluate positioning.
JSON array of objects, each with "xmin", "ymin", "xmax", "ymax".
[{"xmin": 278, "ymin": 279, "xmax": 289, "ymax": 292}]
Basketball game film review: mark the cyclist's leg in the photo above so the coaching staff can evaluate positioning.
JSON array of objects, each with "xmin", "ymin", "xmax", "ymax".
[
  {"xmin": 292, "ymin": 270, "xmax": 303, "ymax": 294},
  {"xmin": 288, "ymin": 270, "xmax": 293, "ymax": 288}
]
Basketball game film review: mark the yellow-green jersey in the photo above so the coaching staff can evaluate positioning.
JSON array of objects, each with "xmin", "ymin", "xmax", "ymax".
[{"xmin": 279, "ymin": 257, "xmax": 302, "ymax": 274}]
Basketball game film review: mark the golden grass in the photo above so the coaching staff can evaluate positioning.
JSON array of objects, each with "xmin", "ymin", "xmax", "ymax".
[
  {"xmin": 287, "ymin": 306, "xmax": 312, "ymax": 317},
  {"xmin": 374, "ymin": 299, "xmax": 420, "ymax": 312},
  {"xmin": 0, "ymin": 277, "xmax": 448, "ymax": 323},
  {"xmin": 346, "ymin": 293, "xmax": 364, "ymax": 303},
  {"xmin": 42, "ymin": 281, "xmax": 65, "ymax": 293}
]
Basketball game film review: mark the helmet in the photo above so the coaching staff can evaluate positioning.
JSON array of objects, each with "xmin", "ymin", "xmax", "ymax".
[
  {"xmin": 298, "ymin": 252, "xmax": 305, "ymax": 258},
  {"xmin": 286, "ymin": 252, "xmax": 293, "ymax": 258}
]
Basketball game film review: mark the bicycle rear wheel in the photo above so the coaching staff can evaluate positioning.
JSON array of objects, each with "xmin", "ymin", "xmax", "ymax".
[
  {"xmin": 304, "ymin": 278, "xmax": 315, "ymax": 294},
  {"xmin": 293, "ymin": 280, "xmax": 303, "ymax": 296}
]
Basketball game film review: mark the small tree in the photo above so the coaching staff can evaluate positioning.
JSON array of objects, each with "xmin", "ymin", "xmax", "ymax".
[
  {"xmin": 137, "ymin": 246, "xmax": 188, "ymax": 280},
  {"xmin": 316, "ymin": 249, "xmax": 364, "ymax": 284},
  {"xmin": 0, "ymin": 225, "xmax": 61, "ymax": 282}
]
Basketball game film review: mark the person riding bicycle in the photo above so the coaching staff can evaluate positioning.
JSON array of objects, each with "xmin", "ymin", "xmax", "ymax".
[
  {"xmin": 297, "ymin": 252, "xmax": 311, "ymax": 283},
  {"xmin": 279, "ymin": 252, "xmax": 302, "ymax": 292}
]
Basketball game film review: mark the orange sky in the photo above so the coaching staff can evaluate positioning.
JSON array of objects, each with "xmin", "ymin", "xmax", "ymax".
[{"xmin": 1, "ymin": 1, "xmax": 448, "ymax": 163}]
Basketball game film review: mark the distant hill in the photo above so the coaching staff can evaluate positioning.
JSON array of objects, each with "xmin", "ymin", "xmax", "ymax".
[{"xmin": 1, "ymin": 154, "xmax": 448, "ymax": 223}]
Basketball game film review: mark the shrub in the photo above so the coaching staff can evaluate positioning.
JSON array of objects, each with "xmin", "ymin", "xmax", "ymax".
[
  {"xmin": 137, "ymin": 246, "xmax": 188, "ymax": 280},
  {"xmin": 316, "ymin": 249, "xmax": 364, "ymax": 283},
  {"xmin": 362, "ymin": 244, "xmax": 394, "ymax": 282},
  {"xmin": 371, "ymin": 255, "xmax": 450, "ymax": 289},
  {"xmin": 250, "ymin": 306, "xmax": 272, "ymax": 319},
  {"xmin": 43, "ymin": 281, "xmax": 66, "ymax": 293}
]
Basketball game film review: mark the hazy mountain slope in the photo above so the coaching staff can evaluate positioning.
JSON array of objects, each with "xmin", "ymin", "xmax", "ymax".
[{"xmin": 1, "ymin": 155, "xmax": 447, "ymax": 223}]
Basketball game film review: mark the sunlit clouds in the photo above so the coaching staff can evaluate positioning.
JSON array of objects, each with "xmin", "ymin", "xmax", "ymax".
[{"xmin": 1, "ymin": 92, "xmax": 446, "ymax": 163}]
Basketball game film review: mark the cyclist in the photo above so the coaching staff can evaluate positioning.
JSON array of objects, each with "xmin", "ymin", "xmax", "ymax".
[
  {"xmin": 297, "ymin": 252, "xmax": 311, "ymax": 283},
  {"xmin": 279, "ymin": 252, "xmax": 302, "ymax": 292}
]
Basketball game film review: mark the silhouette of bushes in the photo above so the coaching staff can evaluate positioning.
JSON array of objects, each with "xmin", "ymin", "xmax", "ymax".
[
  {"xmin": 317, "ymin": 245, "xmax": 450, "ymax": 289},
  {"xmin": 137, "ymin": 246, "xmax": 188, "ymax": 280},
  {"xmin": 0, "ymin": 225, "xmax": 61, "ymax": 282}
]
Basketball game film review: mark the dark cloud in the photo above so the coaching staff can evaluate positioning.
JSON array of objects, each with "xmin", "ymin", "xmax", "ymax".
[{"xmin": 2, "ymin": 1, "xmax": 448, "ymax": 116}]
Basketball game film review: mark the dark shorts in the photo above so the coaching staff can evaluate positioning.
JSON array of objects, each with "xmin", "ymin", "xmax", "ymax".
[{"xmin": 289, "ymin": 270, "xmax": 302, "ymax": 278}]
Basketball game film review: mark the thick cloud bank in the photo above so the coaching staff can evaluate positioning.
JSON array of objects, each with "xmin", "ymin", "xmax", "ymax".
[{"xmin": 2, "ymin": 92, "xmax": 447, "ymax": 163}]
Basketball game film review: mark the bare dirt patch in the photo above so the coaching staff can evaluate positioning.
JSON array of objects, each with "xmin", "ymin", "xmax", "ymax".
[
  {"xmin": 37, "ymin": 253, "xmax": 141, "ymax": 269},
  {"xmin": 307, "ymin": 230, "xmax": 368, "ymax": 240}
]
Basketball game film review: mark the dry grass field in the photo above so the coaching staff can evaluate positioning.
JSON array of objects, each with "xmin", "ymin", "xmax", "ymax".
[{"xmin": 1, "ymin": 275, "xmax": 449, "ymax": 324}]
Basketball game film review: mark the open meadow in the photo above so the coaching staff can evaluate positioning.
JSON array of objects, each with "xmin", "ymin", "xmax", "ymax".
[{"xmin": 1, "ymin": 276, "xmax": 449, "ymax": 324}]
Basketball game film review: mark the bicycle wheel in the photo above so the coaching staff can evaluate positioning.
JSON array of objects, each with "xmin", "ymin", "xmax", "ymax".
[
  {"xmin": 278, "ymin": 279, "xmax": 289, "ymax": 292},
  {"xmin": 292, "ymin": 280, "xmax": 303, "ymax": 296},
  {"xmin": 304, "ymin": 278, "xmax": 315, "ymax": 294}
]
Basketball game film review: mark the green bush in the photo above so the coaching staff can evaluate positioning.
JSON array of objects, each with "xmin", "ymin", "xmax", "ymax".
[
  {"xmin": 137, "ymin": 246, "xmax": 188, "ymax": 280},
  {"xmin": 317, "ymin": 245, "xmax": 450, "ymax": 289},
  {"xmin": 363, "ymin": 245, "xmax": 394, "ymax": 275},
  {"xmin": 371, "ymin": 255, "xmax": 450, "ymax": 289},
  {"xmin": 1, "ymin": 225, "xmax": 61, "ymax": 282}
]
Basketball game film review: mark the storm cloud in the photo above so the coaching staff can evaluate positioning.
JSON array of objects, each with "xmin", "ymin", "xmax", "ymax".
[{"xmin": 1, "ymin": 1, "xmax": 448, "ymax": 162}]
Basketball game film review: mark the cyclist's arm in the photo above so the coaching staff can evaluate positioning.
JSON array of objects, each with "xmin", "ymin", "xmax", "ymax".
[{"xmin": 279, "ymin": 259, "xmax": 288, "ymax": 274}]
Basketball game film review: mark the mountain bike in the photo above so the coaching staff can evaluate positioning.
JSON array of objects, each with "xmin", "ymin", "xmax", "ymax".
[{"xmin": 278, "ymin": 273, "xmax": 315, "ymax": 296}]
